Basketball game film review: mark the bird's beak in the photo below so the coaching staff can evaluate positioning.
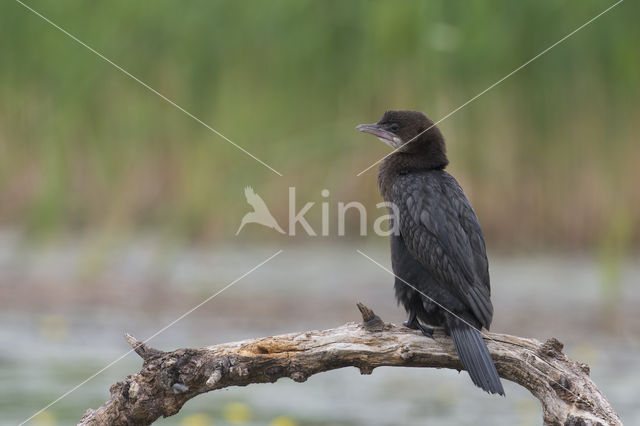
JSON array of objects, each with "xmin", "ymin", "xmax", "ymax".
[
  {"xmin": 356, "ymin": 123, "xmax": 401, "ymax": 148},
  {"xmin": 356, "ymin": 123, "xmax": 393, "ymax": 141}
]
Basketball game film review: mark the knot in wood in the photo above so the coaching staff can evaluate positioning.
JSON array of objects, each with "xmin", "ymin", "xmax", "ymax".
[
  {"xmin": 127, "ymin": 381, "xmax": 140, "ymax": 401},
  {"xmin": 358, "ymin": 365, "xmax": 374, "ymax": 375},
  {"xmin": 206, "ymin": 369, "xmax": 223, "ymax": 387},
  {"xmin": 400, "ymin": 346, "xmax": 413, "ymax": 360},
  {"xmin": 290, "ymin": 371, "xmax": 307, "ymax": 383},
  {"xmin": 578, "ymin": 362, "xmax": 591, "ymax": 376},
  {"xmin": 230, "ymin": 365, "xmax": 249, "ymax": 378},
  {"xmin": 540, "ymin": 337, "xmax": 564, "ymax": 357},
  {"xmin": 171, "ymin": 383, "xmax": 189, "ymax": 394}
]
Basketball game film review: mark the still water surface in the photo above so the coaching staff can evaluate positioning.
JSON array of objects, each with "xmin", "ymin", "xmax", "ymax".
[{"xmin": 1, "ymin": 240, "xmax": 638, "ymax": 425}]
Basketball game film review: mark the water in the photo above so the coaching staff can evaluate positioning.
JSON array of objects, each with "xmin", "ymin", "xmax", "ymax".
[{"xmin": 1, "ymin": 237, "xmax": 638, "ymax": 425}]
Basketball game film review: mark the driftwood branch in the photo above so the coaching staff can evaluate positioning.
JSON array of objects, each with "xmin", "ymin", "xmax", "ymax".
[{"xmin": 79, "ymin": 303, "xmax": 620, "ymax": 425}]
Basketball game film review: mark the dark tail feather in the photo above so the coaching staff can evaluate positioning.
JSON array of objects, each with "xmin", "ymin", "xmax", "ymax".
[{"xmin": 448, "ymin": 317, "xmax": 505, "ymax": 396}]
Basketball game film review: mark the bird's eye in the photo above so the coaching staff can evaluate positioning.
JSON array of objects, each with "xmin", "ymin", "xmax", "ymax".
[{"xmin": 390, "ymin": 123, "xmax": 399, "ymax": 132}]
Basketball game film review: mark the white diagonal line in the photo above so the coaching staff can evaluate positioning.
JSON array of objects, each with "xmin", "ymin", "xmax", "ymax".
[
  {"xmin": 18, "ymin": 250, "xmax": 283, "ymax": 426},
  {"xmin": 356, "ymin": 0, "xmax": 624, "ymax": 177},
  {"xmin": 14, "ymin": 0, "xmax": 283, "ymax": 177}
]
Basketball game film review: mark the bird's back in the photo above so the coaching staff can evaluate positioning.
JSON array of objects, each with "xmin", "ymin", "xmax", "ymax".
[{"xmin": 391, "ymin": 170, "xmax": 492, "ymax": 329}]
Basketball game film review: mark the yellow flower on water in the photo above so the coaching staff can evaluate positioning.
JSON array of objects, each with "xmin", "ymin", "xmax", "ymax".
[
  {"xmin": 180, "ymin": 413, "xmax": 212, "ymax": 426},
  {"xmin": 32, "ymin": 410, "xmax": 55, "ymax": 426},
  {"xmin": 223, "ymin": 402, "xmax": 251, "ymax": 424},
  {"xmin": 270, "ymin": 415, "xmax": 297, "ymax": 426}
]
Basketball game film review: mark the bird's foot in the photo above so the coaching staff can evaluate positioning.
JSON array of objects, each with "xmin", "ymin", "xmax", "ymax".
[
  {"xmin": 403, "ymin": 311, "xmax": 419, "ymax": 329},
  {"xmin": 403, "ymin": 317, "xmax": 434, "ymax": 338},
  {"xmin": 403, "ymin": 319, "xmax": 420, "ymax": 329},
  {"xmin": 417, "ymin": 323, "xmax": 434, "ymax": 338}
]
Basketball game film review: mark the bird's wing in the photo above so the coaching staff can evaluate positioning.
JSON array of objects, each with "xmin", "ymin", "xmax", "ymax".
[
  {"xmin": 391, "ymin": 171, "xmax": 493, "ymax": 328},
  {"xmin": 244, "ymin": 186, "xmax": 269, "ymax": 211}
]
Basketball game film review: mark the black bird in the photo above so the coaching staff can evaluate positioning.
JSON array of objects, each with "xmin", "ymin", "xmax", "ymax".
[{"xmin": 356, "ymin": 110, "xmax": 504, "ymax": 395}]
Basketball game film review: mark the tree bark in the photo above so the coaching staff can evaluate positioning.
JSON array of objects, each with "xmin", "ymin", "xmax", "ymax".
[{"xmin": 78, "ymin": 303, "xmax": 620, "ymax": 426}]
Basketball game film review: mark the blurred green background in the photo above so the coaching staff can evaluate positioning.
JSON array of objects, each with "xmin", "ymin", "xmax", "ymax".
[
  {"xmin": 2, "ymin": 1, "xmax": 640, "ymax": 425},
  {"xmin": 1, "ymin": 0, "xmax": 638, "ymax": 250}
]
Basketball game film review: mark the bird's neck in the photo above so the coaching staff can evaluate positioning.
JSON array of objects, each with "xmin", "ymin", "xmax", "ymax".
[{"xmin": 378, "ymin": 150, "xmax": 448, "ymax": 200}]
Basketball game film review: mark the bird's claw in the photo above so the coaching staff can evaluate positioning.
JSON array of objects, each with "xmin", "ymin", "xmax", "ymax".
[
  {"xmin": 417, "ymin": 323, "xmax": 434, "ymax": 338},
  {"xmin": 403, "ymin": 319, "xmax": 419, "ymax": 329},
  {"xmin": 404, "ymin": 318, "xmax": 433, "ymax": 338}
]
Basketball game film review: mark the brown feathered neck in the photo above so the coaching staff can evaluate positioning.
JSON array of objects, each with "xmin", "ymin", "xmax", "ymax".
[{"xmin": 377, "ymin": 128, "xmax": 449, "ymax": 200}]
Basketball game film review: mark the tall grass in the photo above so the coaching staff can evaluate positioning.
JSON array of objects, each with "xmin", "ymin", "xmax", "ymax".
[{"xmin": 0, "ymin": 0, "xmax": 638, "ymax": 249}]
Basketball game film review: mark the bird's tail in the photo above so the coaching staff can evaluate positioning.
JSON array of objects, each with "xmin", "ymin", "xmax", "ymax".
[{"xmin": 448, "ymin": 316, "xmax": 505, "ymax": 396}]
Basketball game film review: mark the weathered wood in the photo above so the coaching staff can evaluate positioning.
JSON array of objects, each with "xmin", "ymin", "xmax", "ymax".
[{"xmin": 79, "ymin": 304, "xmax": 620, "ymax": 426}]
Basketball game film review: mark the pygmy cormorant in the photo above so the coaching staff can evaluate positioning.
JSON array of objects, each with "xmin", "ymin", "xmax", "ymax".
[{"xmin": 356, "ymin": 110, "xmax": 505, "ymax": 395}]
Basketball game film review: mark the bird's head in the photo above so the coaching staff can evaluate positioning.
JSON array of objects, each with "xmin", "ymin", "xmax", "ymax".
[{"xmin": 356, "ymin": 110, "xmax": 445, "ymax": 153}]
